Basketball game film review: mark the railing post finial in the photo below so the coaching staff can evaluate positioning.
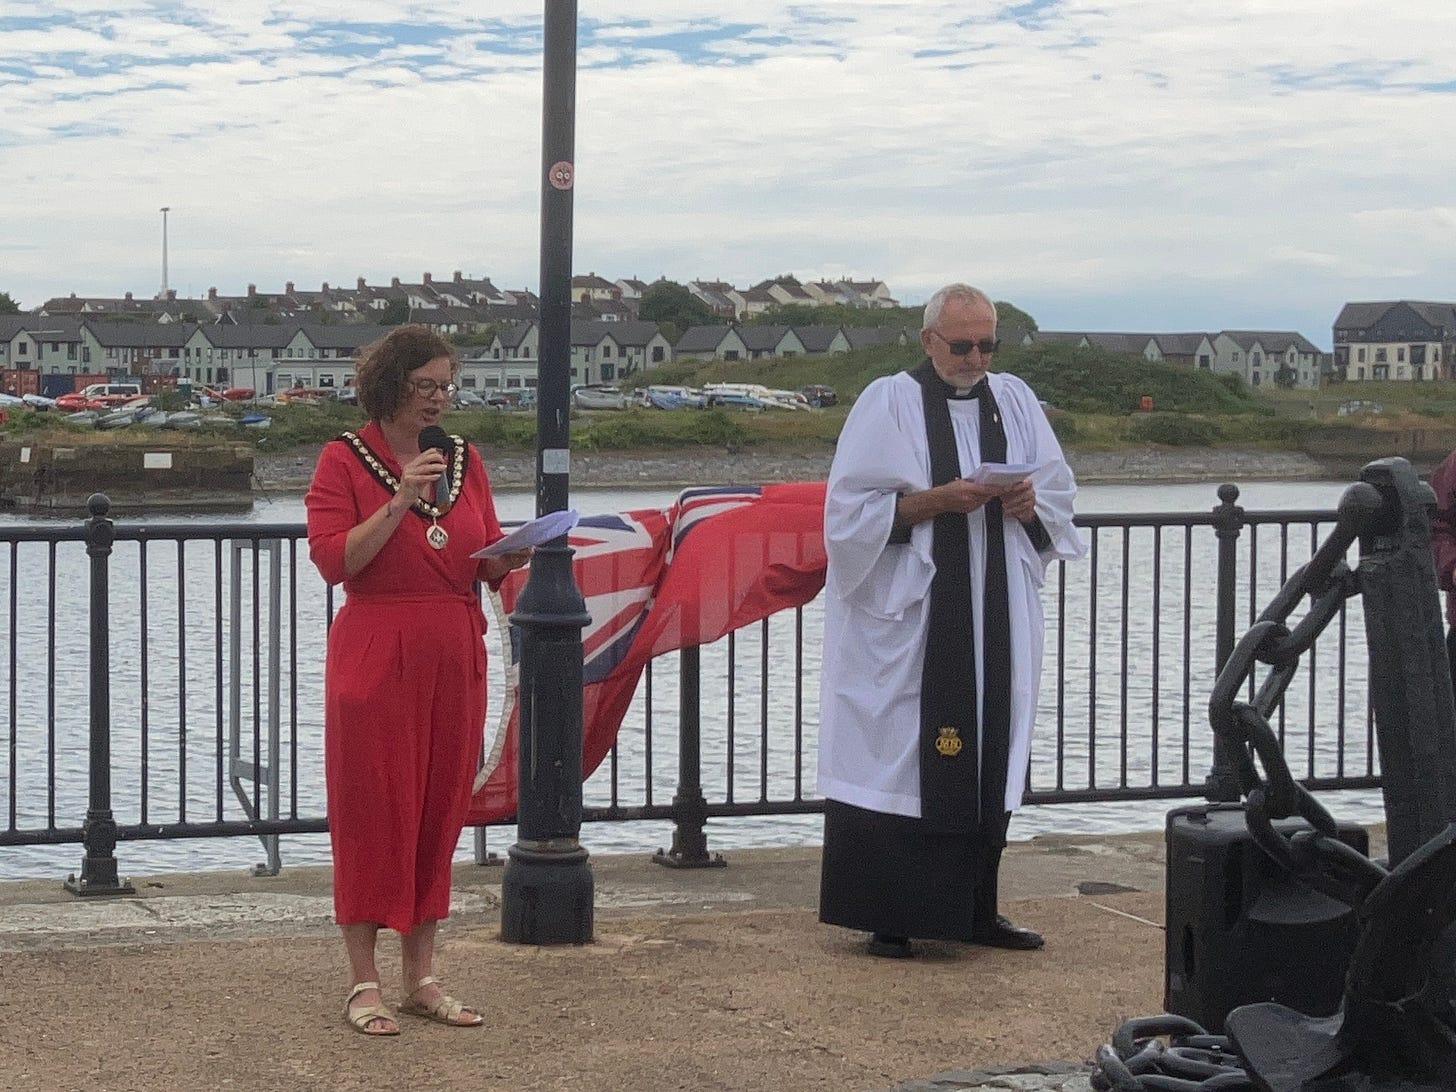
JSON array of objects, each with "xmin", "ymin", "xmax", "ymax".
[
  {"xmin": 1205, "ymin": 482, "xmax": 1246, "ymax": 803},
  {"xmin": 64, "ymin": 493, "xmax": 135, "ymax": 897}
]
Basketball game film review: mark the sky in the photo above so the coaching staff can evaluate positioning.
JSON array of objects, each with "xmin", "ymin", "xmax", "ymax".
[{"xmin": 3, "ymin": 2, "xmax": 1454, "ymax": 350}]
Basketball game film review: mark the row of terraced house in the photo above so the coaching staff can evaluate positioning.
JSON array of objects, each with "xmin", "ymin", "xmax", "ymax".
[
  {"xmin": 33, "ymin": 271, "xmax": 899, "ymax": 328},
  {"xmin": 3, "ymin": 270, "xmax": 901, "ymax": 393},
  {"xmin": 0, "ymin": 312, "xmax": 1334, "ymax": 395},
  {"xmin": 0, "ymin": 315, "xmax": 674, "ymax": 395},
  {"xmin": 8, "ymin": 268, "xmax": 1445, "ymax": 394}
]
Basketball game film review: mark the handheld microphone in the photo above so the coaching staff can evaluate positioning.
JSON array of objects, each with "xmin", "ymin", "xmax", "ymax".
[{"xmin": 418, "ymin": 426, "xmax": 453, "ymax": 506}]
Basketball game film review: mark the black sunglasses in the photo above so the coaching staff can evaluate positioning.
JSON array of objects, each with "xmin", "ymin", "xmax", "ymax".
[{"xmin": 931, "ymin": 331, "xmax": 1000, "ymax": 357}]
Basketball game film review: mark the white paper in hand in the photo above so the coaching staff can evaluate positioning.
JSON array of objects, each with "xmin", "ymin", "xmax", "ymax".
[
  {"xmin": 965, "ymin": 462, "xmax": 1042, "ymax": 487},
  {"xmin": 471, "ymin": 508, "xmax": 580, "ymax": 558}
]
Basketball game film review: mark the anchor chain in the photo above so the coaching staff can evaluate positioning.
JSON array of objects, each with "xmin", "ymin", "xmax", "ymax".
[
  {"xmin": 1205, "ymin": 492, "xmax": 1388, "ymax": 907},
  {"xmin": 1090, "ymin": 1014, "xmax": 1252, "ymax": 1091},
  {"xmin": 1094, "ymin": 486, "xmax": 1389, "ymax": 1090}
]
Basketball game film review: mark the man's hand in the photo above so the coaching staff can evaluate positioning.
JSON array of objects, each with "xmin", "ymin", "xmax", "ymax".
[
  {"xmin": 897, "ymin": 480, "xmax": 1006, "ymax": 526},
  {"xmin": 1001, "ymin": 479, "xmax": 1038, "ymax": 523}
]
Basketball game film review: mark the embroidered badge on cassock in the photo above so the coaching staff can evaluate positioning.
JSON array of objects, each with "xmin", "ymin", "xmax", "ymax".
[{"xmin": 934, "ymin": 726, "xmax": 963, "ymax": 757}]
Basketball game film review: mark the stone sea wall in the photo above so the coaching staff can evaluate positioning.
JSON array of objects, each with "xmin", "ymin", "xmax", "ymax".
[
  {"xmin": 0, "ymin": 432, "xmax": 1439, "ymax": 513},
  {"xmin": 0, "ymin": 440, "xmax": 256, "ymax": 514},
  {"xmin": 251, "ymin": 443, "xmax": 1341, "ymax": 494}
]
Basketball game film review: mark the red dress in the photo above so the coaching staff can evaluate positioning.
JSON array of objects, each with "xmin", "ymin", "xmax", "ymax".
[{"xmin": 306, "ymin": 421, "xmax": 506, "ymax": 932}]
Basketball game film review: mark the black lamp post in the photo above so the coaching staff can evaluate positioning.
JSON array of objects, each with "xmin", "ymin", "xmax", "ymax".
[{"xmin": 499, "ymin": 0, "xmax": 594, "ymax": 945}]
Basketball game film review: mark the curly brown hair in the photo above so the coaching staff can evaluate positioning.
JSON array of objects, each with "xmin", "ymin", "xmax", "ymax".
[{"xmin": 355, "ymin": 325, "xmax": 459, "ymax": 421}]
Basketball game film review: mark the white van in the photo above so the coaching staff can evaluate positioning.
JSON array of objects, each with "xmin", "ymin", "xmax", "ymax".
[{"xmin": 81, "ymin": 382, "xmax": 143, "ymax": 402}]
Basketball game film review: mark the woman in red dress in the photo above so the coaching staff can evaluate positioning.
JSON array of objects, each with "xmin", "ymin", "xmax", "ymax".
[{"xmin": 306, "ymin": 326, "xmax": 531, "ymax": 1036}]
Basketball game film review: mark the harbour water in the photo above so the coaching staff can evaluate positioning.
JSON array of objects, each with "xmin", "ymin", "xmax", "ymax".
[{"xmin": 0, "ymin": 478, "xmax": 1389, "ymax": 882}]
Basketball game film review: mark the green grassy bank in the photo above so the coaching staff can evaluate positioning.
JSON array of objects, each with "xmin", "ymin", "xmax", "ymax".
[{"xmin": 4, "ymin": 341, "xmax": 1451, "ymax": 459}]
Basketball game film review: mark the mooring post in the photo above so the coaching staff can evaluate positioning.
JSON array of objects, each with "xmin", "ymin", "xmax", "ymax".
[{"xmin": 65, "ymin": 493, "xmax": 134, "ymax": 896}]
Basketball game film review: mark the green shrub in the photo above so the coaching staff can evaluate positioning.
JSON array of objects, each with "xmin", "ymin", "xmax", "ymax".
[
  {"xmin": 1006, "ymin": 343, "xmax": 1264, "ymax": 417},
  {"xmin": 450, "ymin": 411, "xmax": 538, "ymax": 450},
  {"xmin": 1127, "ymin": 413, "xmax": 1224, "ymax": 447},
  {"xmin": 1217, "ymin": 415, "xmax": 1317, "ymax": 446},
  {"xmin": 574, "ymin": 408, "xmax": 751, "ymax": 450}
]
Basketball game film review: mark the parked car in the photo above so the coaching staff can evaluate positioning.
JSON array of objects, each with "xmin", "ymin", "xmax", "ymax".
[
  {"xmin": 54, "ymin": 392, "xmax": 104, "ymax": 412},
  {"xmin": 800, "ymin": 384, "xmax": 838, "ymax": 408}
]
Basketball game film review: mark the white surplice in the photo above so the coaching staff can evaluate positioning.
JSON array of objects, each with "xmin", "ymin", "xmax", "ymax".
[{"xmin": 817, "ymin": 369, "xmax": 1086, "ymax": 819}]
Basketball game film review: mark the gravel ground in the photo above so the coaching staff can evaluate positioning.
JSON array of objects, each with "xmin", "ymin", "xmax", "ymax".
[{"xmin": 254, "ymin": 443, "xmax": 1334, "ymax": 494}]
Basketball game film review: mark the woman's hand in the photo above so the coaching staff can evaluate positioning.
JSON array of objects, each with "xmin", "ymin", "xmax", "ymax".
[
  {"xmin": 481, "ymin": 547, "xmax": 533, "ymax": 583},
  {"xmin": 396, "ymin": 448, "xmax": 448, "ymax": 507}
]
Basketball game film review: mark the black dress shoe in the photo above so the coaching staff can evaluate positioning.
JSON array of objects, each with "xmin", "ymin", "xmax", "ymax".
[
  {"xmin": 866, "ymin": 932, "xmax": 914, "ymax": 958},
  {"xmin": 971, "ymin": 915, "xmax": 1044, "ymax": 950}
]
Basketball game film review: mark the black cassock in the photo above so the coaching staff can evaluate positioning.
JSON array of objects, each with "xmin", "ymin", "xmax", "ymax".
[{"xmin": 819, "ymin": 361, "xmax": 1033, "ymax": 941}]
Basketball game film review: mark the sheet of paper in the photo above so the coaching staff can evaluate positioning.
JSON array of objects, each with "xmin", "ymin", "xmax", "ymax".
[
  {"xmin": 964, "ymin": 462, "xmax": 1043, "ymax": 487},
  {"xmin": 470, "ymin": 508, "xmax": 580, "ymax": 558}
]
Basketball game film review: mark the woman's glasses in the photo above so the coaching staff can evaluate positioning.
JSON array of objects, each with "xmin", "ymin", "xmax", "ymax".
[
  {"xmin": 930, "ymin": 331, "xmax": 1000, "ymax": 357},
  {"xmin": 409, "ymin": 379, "xmax": 459, "ymax": 398}
]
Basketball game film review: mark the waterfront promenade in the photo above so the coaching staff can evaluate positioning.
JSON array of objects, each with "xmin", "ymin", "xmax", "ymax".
[{"xmin": 0, "ymin": 831, "xmax": 1180, "ymax": 1092}]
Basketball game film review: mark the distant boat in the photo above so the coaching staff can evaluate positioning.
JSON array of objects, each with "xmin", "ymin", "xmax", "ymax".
[
  {"xmin": 96, "ymin": 408, "xmax": 140, "ymax": 430},
  {"xmin": 63, "ymin": 410, "xmax": 100, "ymax": 427},
  {"xmin": 158, "ymin": 411, "xmax": 201, "ymax": 430},
  {"xmin": 20, "ymin": 393, "xmax": 56, "ymax": 411},
  {"xmin": 644, "ymin": 385, "xmax": 708, "ymax": 410},
  {"xmin": 572, "ymin": 386, "xmax": 627, "ymax": 410},
  {"xmin": 706, "ymin": 392, "xmax": 766, "ymax": 412},
  {"xmin": 240, "ymin": 413, "xmax": 271, "ymax": 430}
]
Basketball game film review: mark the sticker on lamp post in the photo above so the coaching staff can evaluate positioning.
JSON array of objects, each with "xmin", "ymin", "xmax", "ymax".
[{"xmin": 548, "ymin": 161, "xmax": 574, "ymax": 190}]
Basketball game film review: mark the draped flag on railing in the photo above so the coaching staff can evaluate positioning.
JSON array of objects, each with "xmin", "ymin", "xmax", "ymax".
[{"xmin": 467, "ymin": 482, "xmax": 829, "ymax": 824}]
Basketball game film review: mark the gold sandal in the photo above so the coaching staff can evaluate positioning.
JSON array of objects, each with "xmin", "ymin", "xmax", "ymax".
[
  {"xmin": 344, "ymin": 981, "xmax": 399, "ymax": 1036},
  {"xmin": 399, "ymin": 975, "xmax": 484, "ymax": 1027}
]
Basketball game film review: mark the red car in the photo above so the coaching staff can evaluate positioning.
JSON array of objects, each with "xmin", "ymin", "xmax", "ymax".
[{"xmin": 54, "ymin": 392, "xmax": 103, "ymax": 412}]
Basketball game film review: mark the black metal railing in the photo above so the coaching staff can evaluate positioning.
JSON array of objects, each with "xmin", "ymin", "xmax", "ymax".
[{"xmin": 0, "ymin": 485, "xmax": 1382, "ymax": 884}]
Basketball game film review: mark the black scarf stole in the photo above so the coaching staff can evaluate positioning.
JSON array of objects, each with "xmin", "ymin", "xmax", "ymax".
[{"xmin": 910, "ymin": 360, "xmax": 1013, "ymax": 838}]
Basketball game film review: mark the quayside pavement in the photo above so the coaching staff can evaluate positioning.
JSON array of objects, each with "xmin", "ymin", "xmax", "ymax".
[{"xmin": 0, "ymin": 831, "xmax": 1181, "ymax": 1092}]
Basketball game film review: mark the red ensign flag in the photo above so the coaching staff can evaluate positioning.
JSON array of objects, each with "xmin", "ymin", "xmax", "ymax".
[{"xmin": 467, "ymin": 482, "xmax": 828, "ymax": 824}]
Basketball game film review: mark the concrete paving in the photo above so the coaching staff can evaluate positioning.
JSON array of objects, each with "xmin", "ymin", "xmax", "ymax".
[
  {"xmin": 0, "ymin": 824, "xmax": 1392, "ymax": 1091},
  {"xmin": 0, "ymin": 832, "xmax": 1169, "ymax": 950},
  {"xmin": 0, "ymin": 831, "xmax": 1189, "ymax": 1091}
]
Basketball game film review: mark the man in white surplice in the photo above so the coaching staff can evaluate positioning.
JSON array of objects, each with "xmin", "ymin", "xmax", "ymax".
[{"xmin": 817, "ymin": 283, "xmax": 1085, "ymax": 958}]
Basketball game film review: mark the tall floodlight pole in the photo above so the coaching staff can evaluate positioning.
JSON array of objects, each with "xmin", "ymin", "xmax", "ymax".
[
  {"xmin": 159, "ymin": 207, "xmax": 171, "ymax": 298},
  {"xmin": 500, "ymin": 0, "xmax": 594, "ymax": 945}
]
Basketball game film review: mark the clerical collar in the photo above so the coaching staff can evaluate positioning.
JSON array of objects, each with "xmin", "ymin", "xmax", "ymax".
[
  {"xmin": 950, "ymin": 379, "xmax": 989, "ymax": 401},
  {"xmin": 910, "ymin": 358, "xmax": 991, "ymax": 401}
]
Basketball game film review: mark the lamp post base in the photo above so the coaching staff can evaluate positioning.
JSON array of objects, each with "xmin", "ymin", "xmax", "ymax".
[{"xmin": 500, "ymin": 841, "xmax": 594, "ymax": 945}]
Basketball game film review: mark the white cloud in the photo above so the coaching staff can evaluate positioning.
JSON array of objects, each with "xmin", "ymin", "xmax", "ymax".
[{"xmin": 2, "ymin": 1, "xmax": 1455, "ymax": 345}]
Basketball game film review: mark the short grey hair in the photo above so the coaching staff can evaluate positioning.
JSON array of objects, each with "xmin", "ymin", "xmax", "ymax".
[{"xmin": 922, "ymin": 284, "xmax": 995, "ymax": 331}]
